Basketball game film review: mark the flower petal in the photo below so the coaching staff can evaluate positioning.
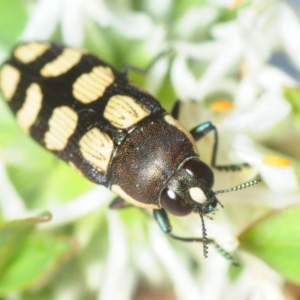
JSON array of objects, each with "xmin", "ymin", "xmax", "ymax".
[
  {"xmin": 232, "ymin": 134, "xmax": 299, "ymax": 193},
  {"xmin": 61, "ymin": 0, "xmax": 85, "ymax": 46},
  {"xmin": 223, "ymin": 91, "xmax": 291, "ymax": 133},
  {"xmin": 260, "ymin": 156, "xmax": 299, "ymax": 193},
  {"xmin": 193, "ymin": 38, "xmax": 243, "ymax": 99},
  {"xmin": 21, "ymin": 0, "xmax": 61, "ymax": 41},
  {"xmin": 279, "ymin": 3, "xmax": 300, "ymax": 71}
]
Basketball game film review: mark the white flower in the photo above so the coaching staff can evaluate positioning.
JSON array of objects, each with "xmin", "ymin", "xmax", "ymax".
[
  {"xmin": 1, "ymin": 1, "xmax": 300, "ymax": 299},
  {"xmin": 21, "ymin": 0, "xmax": 154, "ymax": 46}
]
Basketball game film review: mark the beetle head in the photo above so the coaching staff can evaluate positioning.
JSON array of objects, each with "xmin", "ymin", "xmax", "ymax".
[
  {"xmin": 159, "ymin": 157, "xmax": 261, "ymax": 258},
  {"xmin": 159, "ymin": 158, "xmax": 219, "ymax": 217}
]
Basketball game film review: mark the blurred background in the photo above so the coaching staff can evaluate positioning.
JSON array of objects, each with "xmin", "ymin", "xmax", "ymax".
[{"xmin": 0, "ymin": 0, "xmax": 300, "ymax": 299}]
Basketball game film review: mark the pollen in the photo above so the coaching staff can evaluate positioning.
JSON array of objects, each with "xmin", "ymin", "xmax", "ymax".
[
  {"xmin": 229, "ymin": 0, "xmax": 245, "ymax": 9},
  {"xmin": 262, "ymin": 156, "xmax": 291, "ymax": 167},
  {"xmin": 209, "ymin": 100, "xmax": 234, "ymax": 113}
]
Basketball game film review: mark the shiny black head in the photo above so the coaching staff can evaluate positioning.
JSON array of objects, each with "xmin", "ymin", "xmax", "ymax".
[
  {"xmin": 159, "ymin": 158, "xmax": 219, "ymax": 217},
  {"xmin": 158, "ymin": 157, "xmax": 261, "ymax": 258}
]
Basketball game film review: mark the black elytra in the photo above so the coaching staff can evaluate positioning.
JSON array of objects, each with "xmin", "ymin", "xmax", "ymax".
[{"xmin": 0, "ymin": 42, "xmax": 261, "ymax": 263}]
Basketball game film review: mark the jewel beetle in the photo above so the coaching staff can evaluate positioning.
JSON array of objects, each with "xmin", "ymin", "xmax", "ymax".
[{"xmin": 0, "ymin": 42, "xmax": 260, "ymax": 260}]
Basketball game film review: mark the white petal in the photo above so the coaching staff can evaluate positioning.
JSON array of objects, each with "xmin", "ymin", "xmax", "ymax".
[
  {"xmin": 150, "ymin": 223, "xmax": 203, "ymax": 300},
  {"xmin": 85, "ymin": 0, "xmax": 113, "ymax": 27},
  {"xmin": 193, "ymin": 38, "xmax": 243, "ymax": 99},
  {"xmin": 231, "ymin": 134, "xmax": 263, "ymax": 165},
  {"xmin": 112, "ymin": 11, "xmax": 153, "ymax": 39},
  {"xmin": 100, "ymin": 212, "xmax": 135, "ymax": 300},
  {"xmin": 0, "ymin": 161, "xmax": 27, "ymax": 219},
  {"xmin": 61, "ymin": 0, "xmax": 85, "ymax": 46},
  {"xmin": 145, "ymin": 56, "xmax": 169, "ymax": 95},
  {"xmin": 211, "ymin": 21, "xmax": 237, "ymax": 40},
  {"xmin": 134, "ymin": 245, "xmax": 164, "ymax": 285},
  {"xmin": 145, "ymin": 25, "xmax": 167, "ymax": 55},
  {"xmin": 209, "ymin": 0, "xmax": 233, "ymax": 6},
  {"xmin": 223, "ymin": 91, "xmax": 291, "ymax": 133},
  {"xmin": 259, "ymin": 163, "xmax": 299, "ymax": 193},
  {"xmin": 235, "ymin": 75, "xmax": 260, "ymax": 110},
  {"xmin": 279, "ymin": 3, "xmax": 300, "ymax": 71},
  {"xmin": 171, "ymin": 56, "xmax": 199, "ymax": 99},
  {"xmin": 258, "ymin": 65, "xmax": 298, "ymax": 91},
  {"xmin": 237, "ymin": 6, "xmax": 277, "ymax": 71},
  {"xmin": 200, "ymin": 254, "xmax": 230, "ymax": 299},
  {"xmin": 54, "ymin": 283, "xmax": 83, "ymax": 300},
  {"xmin": 21, "ymin": 0, "xmax": 61, "ymax": 41},
  {"xmin": 173, "ymin": 40, "xmax": 224, "ymax": 60},
  {"xmin": 144, "ymin": 0, "xmax": 172, "ymax": 19},
  {"xmin": 175, "ymin": 6, "xmax": 218, "ymax": 38},
  {"xmin": 232, "ymin": 134, "xmax": 299, "ymax": 193},
  {"xmin": 86, "ymin": 262, "xmax": 104, "ymax": 291},
  {"xmin": 231, "ymin": 253, "xmax": 286, "ymax": 300},
  {"xmin": 38, "ymin": 186, "xmax": 112, "ymax": 228}
]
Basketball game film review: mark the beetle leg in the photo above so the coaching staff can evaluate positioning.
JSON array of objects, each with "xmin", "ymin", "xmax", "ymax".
[
  {"xmin": 109, "ymin": 197, "xmax": 131, "ymax": 209},
  {"xmin": 171, "ymin": 100, "xmax": 181, "ymax": 119},
  {"xmin": 190, "ymin": 121, "xmax": 249, "ymax": 172},
  {"xmin": 120, "ymin": 48, "xmax": 173, "ymax": 77},
  {"xmin": 153, "ymin": 209, "xmax": 237, "ymax": 264}
]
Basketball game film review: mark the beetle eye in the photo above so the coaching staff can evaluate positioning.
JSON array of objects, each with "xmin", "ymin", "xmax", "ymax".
[
  {"xmin": 183, "ymin": 158, "xmax": 214, "ymax": 188},
  {"xmin": 160, "ymin": 188, "xmax": 192, "ymax": 216}
]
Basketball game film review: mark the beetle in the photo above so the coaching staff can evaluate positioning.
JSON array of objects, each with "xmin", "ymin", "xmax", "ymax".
[{"xmin": 0, "ymin": 42, "xmax": 260, "ymax": 260}]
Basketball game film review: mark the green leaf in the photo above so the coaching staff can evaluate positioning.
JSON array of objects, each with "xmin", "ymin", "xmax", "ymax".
[
  {"xmin": 84, "ymin": 20, "xmax": 115, "ymax": 64},
  {"xmin": 0, "ymin": 214, "xmax": 51, "ymax": 271},
  {"xmin": 282, "ymin": 86, "xmax": 300, "ymax": 132},
  {"xmin": 0, "ymin": 234, "xmax": 76, "ymax": 295},
  {"xmin": 0, "ymin": 0, "xmax": 28, "ymax": 48},
  {"xmin": 0, "ymin": 100, "xmax": 24, "ymax": 146},
  {"xmin": 239, "ymin": 204, "xmax": 300, "ymax": 284}
]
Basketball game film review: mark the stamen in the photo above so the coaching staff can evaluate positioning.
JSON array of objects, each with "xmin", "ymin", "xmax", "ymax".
[
  {"xmin": 229, "ymin": 0, "xmax": 245, "ymax": 9},
  {"xmin": 262, "ymin": 155, "xmax": 291, "ymax": 167},
  {"xmin": 209, "ymin": 99, "xmax": 233, "ymax": 113}
]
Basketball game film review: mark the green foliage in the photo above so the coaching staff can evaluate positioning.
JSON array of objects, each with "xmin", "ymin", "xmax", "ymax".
[
  {"xmin": 239, "ymin": 204, "xmax": 300, "ymax": 284},
  {"xmin": 0, "ymin": 214, "xmax": 76, "ymax": 294},
  {"xmin": 282, "ymin": 86, "xmax": 300, "ymax": 132},
  {"xmin": 0, "ymin": 0, "xmax": 28, "ymax": 49}
]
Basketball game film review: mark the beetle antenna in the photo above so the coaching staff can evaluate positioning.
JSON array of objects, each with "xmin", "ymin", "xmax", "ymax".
[
  {"xmin": 217, "ymin": 201, "xmax": 224, "ymax": 208},
  {"xmin": 214, "ymin": 178, "xmax": 261, "ymax": 196},
  {"xmin": 199, "ymin": 213, "xmax": 208, "ymax": 258}
]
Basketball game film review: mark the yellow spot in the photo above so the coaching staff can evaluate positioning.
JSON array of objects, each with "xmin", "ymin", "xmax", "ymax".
[
  {"xmin": 79, "ymin": 128, "xmax": 114, "ymax": 173},
  {"xmin": 111, "ymin": 185, "xmax": 160, "ymax": 209},
  {"xmin": 229, "ymin": 0, "xmax": 245, "ymax": 9},
  {"xmin": 41, "ymin": 48, "xmax": 83, "ymax": 77},
  {"xmin": 45, "ymin": 106, "xmax": 78, "ymax": 151},
  {"xmin": 73, "ymin": 66, "xmax": 114, "ymax": 103},
  {"xmin": 104, "ymin": 95, "xmax": 150, "ymax": 128},
  {"xmin": 240, "ymin": 60, "xmax": 248, "ymax": 78},
  {"xmin": 262, "ymin": 156, "xmax": 291, "ymax": 167},
  {"xmin": 16, "ymin": 83, "xmax": 43, "ymax": 134},
  {"xmin": 14, "ymin": 43, "xmax": 50, "ymax": 63},
  {"xmin": 0, "ymin": 64, "xmax": 21, "ymax": 101},
  {"xmin": 189, "ymin": 187, "xmax": 206, "ymax": 204},
  {"xmin": 210, "ymin": 100, "xmax": 233, "ymax": 112}
]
